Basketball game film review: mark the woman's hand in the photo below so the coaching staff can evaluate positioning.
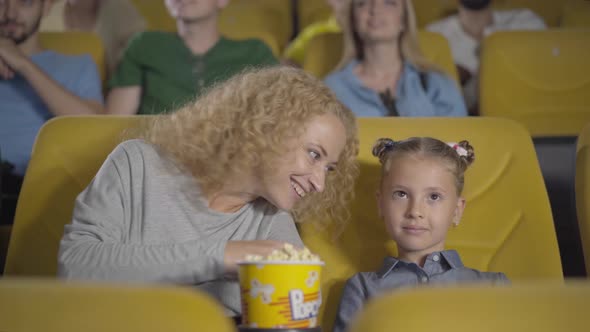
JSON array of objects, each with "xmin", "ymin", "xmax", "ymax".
[{"xmin": 223, "ymin": 240, "xmax": 287, "ymax": 273}]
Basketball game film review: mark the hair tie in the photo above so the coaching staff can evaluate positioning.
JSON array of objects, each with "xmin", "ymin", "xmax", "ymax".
[{"xmin": 447, "ymin": 142, "xmax": 468, "ymax": 157}]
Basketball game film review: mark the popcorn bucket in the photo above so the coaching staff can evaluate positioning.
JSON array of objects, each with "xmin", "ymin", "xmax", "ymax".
[{"xmin": 238, "ymin": 261, "xmax": 324, "ymax": 329}]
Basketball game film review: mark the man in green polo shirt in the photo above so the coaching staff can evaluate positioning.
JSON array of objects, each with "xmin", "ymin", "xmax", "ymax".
[{"xmin": 105, "ymin": 0, "xmax": 277, "ymax": 115}]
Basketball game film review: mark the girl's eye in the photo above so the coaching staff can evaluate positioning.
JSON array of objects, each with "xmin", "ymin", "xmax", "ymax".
[
  {"xmin": 325, "ymin": 165, "xmax": 336, "ymax": 172},
  {"xmin": 393, "ymin": 191, "xmax": 407, "ymax": 198},
  {"xmin": 429, "ymin": 193, "xmax": 441, "ymax": 201}
]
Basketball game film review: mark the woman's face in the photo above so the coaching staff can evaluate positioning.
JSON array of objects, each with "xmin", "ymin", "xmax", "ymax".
[
  {"xmin": 260, "ymin": 113, "xmax": 347, "ymax": 211},
  {"xmin": 352, "ymin": 0, "xmax": 405, "ymax": 44}
]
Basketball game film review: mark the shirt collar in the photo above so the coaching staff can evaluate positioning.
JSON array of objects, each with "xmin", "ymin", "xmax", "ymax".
[{"xmin": 376, "ymin": 250, "xmax": 464, "ymax": 278}]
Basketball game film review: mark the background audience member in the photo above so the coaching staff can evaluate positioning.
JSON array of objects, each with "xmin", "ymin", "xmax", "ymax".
[
  {"xmin": 106, "ymin": 0, "xmax": 277, "ymax": 115},
  {"xmin": 325, "ymin": 0, "xmax": 467, "ymax": 118},
  {"xmin": 0, "ymin": 0, "xmax": 103, "ymax": 224},
  {"xmin": 427, "ymin": 0, "xmax": 546, "ymax": 114},
  {"xmin": 40, "ymin": 0, "xmax": 146, "ymax": 76}
]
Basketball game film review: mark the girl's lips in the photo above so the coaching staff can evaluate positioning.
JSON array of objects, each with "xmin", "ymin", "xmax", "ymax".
[{"xmin": 402, "ymin": 226, "xmax": 428, "ymax": 234}]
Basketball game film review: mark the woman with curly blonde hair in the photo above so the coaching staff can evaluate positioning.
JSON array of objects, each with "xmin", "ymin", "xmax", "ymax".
[
  {"xmin": 57, "ymin": 66, "xmax": 359, "ymax": 318},
  {"xmin": 325, "ymin": 0, "xmax": 467, "ymax": 117}
]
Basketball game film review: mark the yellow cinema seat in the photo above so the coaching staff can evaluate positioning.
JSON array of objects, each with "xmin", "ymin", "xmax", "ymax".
[
  {"xmin": 303, "ymin": 30, "xmax": 459, "ymax": 82},
  {"xmin": 224, "ymin": 0, "xmax": 293, "ymax": 48},
  {"xmin": 0, "ymin": 278, "xmax": 235, "ymax": 332},
  {"xmin": 39, "ymin": 32, "xmax": 106, "ymax": 83},
  {"xmin": 576, "ymin": 122, "xmax": 590, "ymax": 275},
  {"xmin": 412, "ymin": 0, "xmax": 458, "ymax": 28},
  {"xmin": 297, "ymin": 0, "xmax": 333, "ymax": 31},
  {"xmin": 479, "ymin": 30, "xmax": 590, "ymax": 137},
  {"xmin": 130, "ymin": 0, "xmax": 176, "ymax": 31},
  {"xmin": 300, "ymin": 117, "xmax": 562, "ymax": 331},
  {"xmin": 4, "ymin": 116, "xmax": 145, "ymax": 276},
  {"xmin": 493, "ymin": 0, "xmax": 566, "ymax": 27},
  {"xmin": 218, "ymin": 5, "xmax": 285, "ymax": 56},
  {"xmin": 348, "ymin": 282, "xmax": 590, "ymax": 332},
  {"xmin": 414, "ymin": 0, "xmax": 567, "ymax": 28},
  {"xmin": 562, "ymin": 0, "xmax": 590, "ymax": 28}
]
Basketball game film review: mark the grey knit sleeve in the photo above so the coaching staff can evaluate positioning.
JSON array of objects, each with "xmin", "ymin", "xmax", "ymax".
[
  {"xmin": 265, "ymin": 211, "xmax": 305, "ymax": 248},
  {"xmin": 57, "ymin": 142, "xmax": 225, "ymax": 284}
]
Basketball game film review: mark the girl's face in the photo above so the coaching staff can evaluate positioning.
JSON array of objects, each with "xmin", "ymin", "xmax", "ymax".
[
  {"xmin": 352, "ymin": 0, "xmax": 405, "ymax": 44},
  {"xmin": 377, "ymin": 155, "xmax": 465, "ymax": 263},
  {"xmin": 259, "ymin": 113, "xmax": 347, "ymax": 212}
]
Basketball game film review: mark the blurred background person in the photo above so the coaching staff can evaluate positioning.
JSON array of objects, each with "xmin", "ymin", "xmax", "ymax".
[
  {"xmin": 105, "ymin": 0, "xmax": 277, "ymax": 115},
  {"xmin": 0, "ymin": 0, "xmax": 102, "ymax": 224},
  {"xmin": 325, "ymin": 0, "xmax": 467, "ymax": 117},
  {"xmin": 427, "ymin": 0, "xmax": 546, "ymax": 114},
  {"xmin": 40, "ymin": 0, "xmax": 146, "ymax": 76}
]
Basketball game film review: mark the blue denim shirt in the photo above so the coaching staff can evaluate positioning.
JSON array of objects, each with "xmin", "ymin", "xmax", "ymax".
[
  {"xmin": 333, "ymin": 250, "xmax": 508, "ymax": 332},
  {"xmin": 325, "ymin": 61, "xmax": 467, "ymax": 117}
]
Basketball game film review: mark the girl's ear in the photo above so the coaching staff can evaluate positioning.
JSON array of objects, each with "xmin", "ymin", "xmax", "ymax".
[{"xmin": 453, "ymin": 197, "xmax": 466, "ymax": 226}]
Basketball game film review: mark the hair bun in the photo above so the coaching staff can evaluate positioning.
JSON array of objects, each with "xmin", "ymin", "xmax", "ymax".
[
  {"xmin": 457, "ymin": 140, "xmax": 475, "ymax": 167},
  {"xmin": 372, "ymin": 138, "xmax": 396, "ymax": 164}
]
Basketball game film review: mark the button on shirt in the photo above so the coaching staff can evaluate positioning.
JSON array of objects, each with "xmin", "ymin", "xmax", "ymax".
[
  {"xmin": 324, "ymin": 60, "xmax": 467, "ymax": 117},
  {"xmin": 333, "ymin": 250, "xmax": 509, "ymax": 332}
]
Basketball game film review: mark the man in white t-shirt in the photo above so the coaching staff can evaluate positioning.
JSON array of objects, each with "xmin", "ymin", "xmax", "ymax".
[{"xmin": 427, "ymin": 0, "xmax": 546, "ymax": 113}]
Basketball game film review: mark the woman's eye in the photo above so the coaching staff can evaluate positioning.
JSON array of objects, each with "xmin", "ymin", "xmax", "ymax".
[
  {"xmin": 309, "ymin": 150, "xmax": 320, "ymax": 160},
  {"xmin": 325, "ymin": 165, "xmax": 336, "ymax": 172}
]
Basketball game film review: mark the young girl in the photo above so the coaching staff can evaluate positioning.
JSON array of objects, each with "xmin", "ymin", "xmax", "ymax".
[{"xmin": 333, "ymin": 137, "xmax": 507, "ymax": 332}]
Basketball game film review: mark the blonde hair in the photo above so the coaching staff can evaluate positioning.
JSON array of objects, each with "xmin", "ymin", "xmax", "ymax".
[
  {"xmin": 138, "ymin": 66, "xmax": 359, "ymax": 228},
  {"xmin": 372, "ymin": 137, "xmax": 475, "ymax": 195},
  {"xmin": 336, "ymin": 0, "xmax": 438, "ymax": 72}
]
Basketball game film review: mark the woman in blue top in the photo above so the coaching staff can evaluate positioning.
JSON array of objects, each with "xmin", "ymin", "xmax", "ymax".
[{"xmin": 325, "ymin": 0, "xmax": 467, "ymax": 117}]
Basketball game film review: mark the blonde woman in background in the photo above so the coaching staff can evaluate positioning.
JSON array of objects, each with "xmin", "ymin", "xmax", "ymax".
[
  {"xmin": 58, "ymin": 66, "xmax": 359, "ymax": 321},
  {"xmin": 40, "ymin": 0, "xmax": 146, "ymax": 76},
  {"xmin": 324, "ymin": 0, "xmax": 467, "ymax": 117}
]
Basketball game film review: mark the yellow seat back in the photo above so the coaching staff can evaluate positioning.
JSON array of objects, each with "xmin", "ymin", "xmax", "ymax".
[
  {"xmin": 562, "ymin": 0, "xmax": 590, "ymax": 28},
  {"xmin": 221, "ymin": 0, "xmax": 292, "ymax": 51},
  {"xmin": 4, "ymin": 116, "xmax": 145, "ymax": 276},
  {"xmin": 303, "ymin": 30, "xmax": 459, "ymax": 82},
  {"xmin": 300, "ymin": 117, "xmax": 562, "ymax": 332},
  {"xmin": 218, "ymin": 5, "xmax": 284, "ymax": 56},
  {"xmin": 414, "ymin": 0, "xmax": 567, "ymax": 28},
  {"xmin": 0, "ymin": 278, "xmax": 235, "ymax": 332},
  {"xmin": 479, "ymin": 30, "xmax": 590, "ymax": 137},
  {"xmin": 348, "ymin": 282, "xmax": 590, "ymax": 332},
  {"xmin": 576, "ymin": 122, "xmax": 590, "ymax": 275},
  {"xmin": 130, "ymin": 0, "xmax": 176, "ymax": 31},
  {"xmin": 492, "ymin": 0, "xmax": 566, "ymax": 27},
  {"xmin": 39, "ymin": 32, "xmax": 106, "ymax": 83},
  {"xmin": 412, "ymin": 0, "xmax": 458, "ymax": 28},
  {"xmin": 297, "ymin": 0, "xmax": 333, "ymax": 31}
]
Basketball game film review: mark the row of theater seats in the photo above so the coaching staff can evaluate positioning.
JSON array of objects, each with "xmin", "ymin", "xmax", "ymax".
[
  {"xmin": 128, "ymin": 0, "xmax": 590, "ymax": 55},
  {"xmin": 38, "ymin": 27, "xmax": 590, "ymax": 139},
  {"xmin": 1, "ymin": 116, "xmax": 590, "ymax": 331},
  {"xmin": 1, "ymin": 278, "xmax": 589, "ymax": 332}
]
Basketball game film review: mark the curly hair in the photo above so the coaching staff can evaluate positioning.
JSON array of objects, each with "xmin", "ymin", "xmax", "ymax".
[
  {"xmin": 138, "ymin": 66, "xmax": 359, "ymax": 229},
  {"xmin": 336, "ymin": 0, "xmax": 440, "ymax": 73},
  {"xmin": 372, "ymin": 137, "xmax": 475, "ymax": 195}
]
